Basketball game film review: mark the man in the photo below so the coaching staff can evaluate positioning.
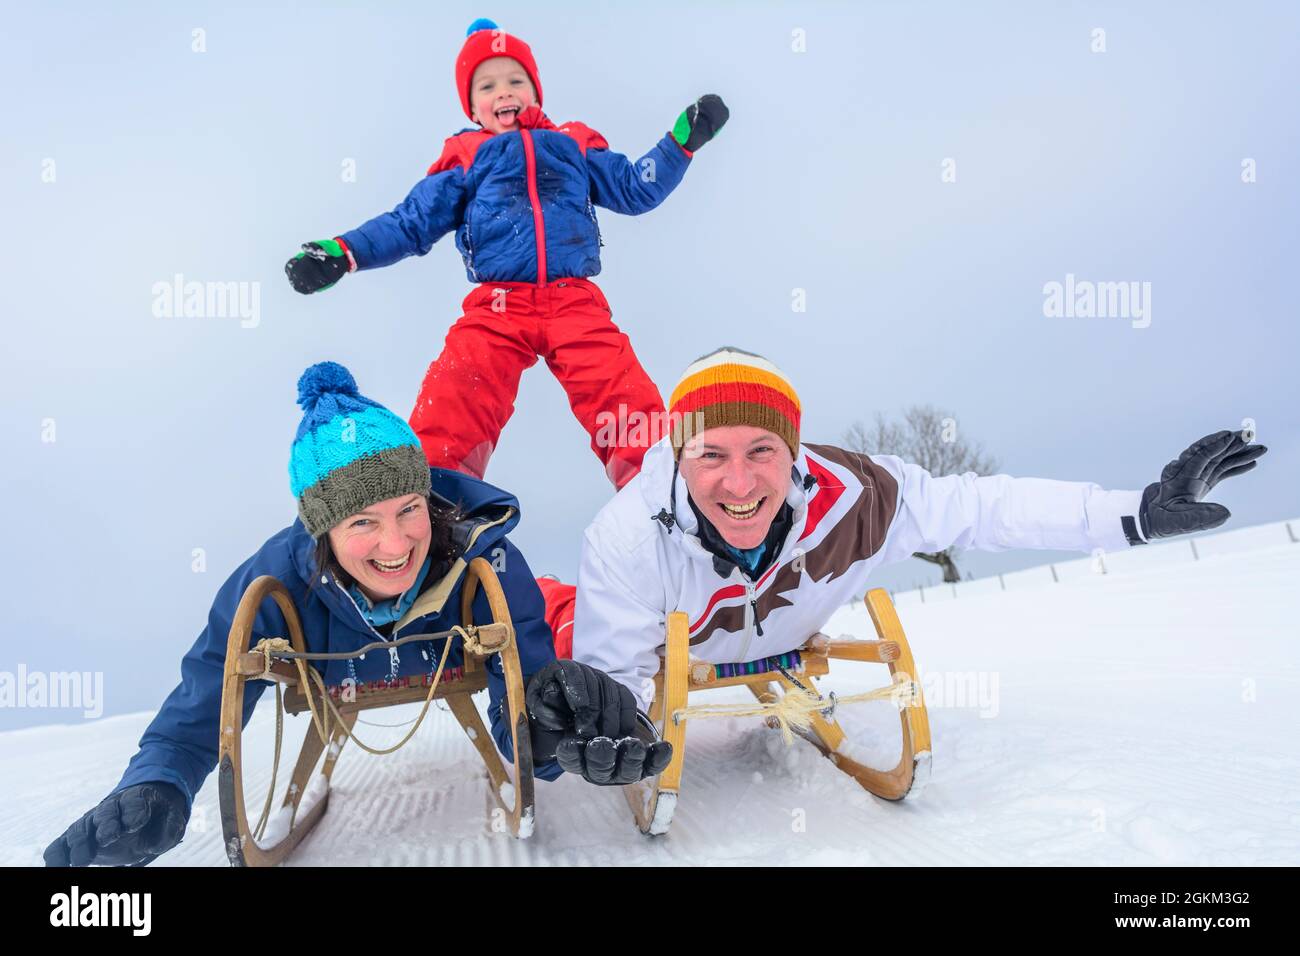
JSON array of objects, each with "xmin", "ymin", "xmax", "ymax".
[{"xmin": 535, "ymin": 347, "xmax": 1267, "ymax": 783}]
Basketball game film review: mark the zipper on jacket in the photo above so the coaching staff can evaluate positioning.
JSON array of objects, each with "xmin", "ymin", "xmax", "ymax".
[
  {"xmin": 518, "ymin": 128, "xmax": 548, "ymax": 286},
  {"xmin": 745, "ymin": 579, "xmax": 763, "ymax": 638},
  {"xmin": 333, "ymin": 578, "xmax": 402, "ymax": 680},
  {"xmin": 739, "ymin": 579, "xmax": 759, "ymax": 662},
  {"xmin": 586, "ymin": 196, "xmax": 604, "ymax": 249},
  {"xmin": 330, "ymin": 571, "xmax": 465, "ymax": 683},
  {"xmin": 333, "ymin": 578, "xmax": 386, "ymax": 642},
  {"xmin": 463, "ymin": 210, "xmax": 478, "ymax": 282}
]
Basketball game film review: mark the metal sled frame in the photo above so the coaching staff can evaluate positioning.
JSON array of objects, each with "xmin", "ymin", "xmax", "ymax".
[
  {"xmin": 624, "ymin": 588, "xmax": 932, "ymax": 835},
  {"xmin": 216, "ymin": 557, "xmax": 534, "ymax": 866}
]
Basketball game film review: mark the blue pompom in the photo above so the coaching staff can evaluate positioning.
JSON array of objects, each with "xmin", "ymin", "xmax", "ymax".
[
  {"xmin": 297, "ymin": 361, "xmax": 359, "ymax": 410},
  {"xmin": 466, "ymin": 17, "xmax": 499, "ymax": 37}
]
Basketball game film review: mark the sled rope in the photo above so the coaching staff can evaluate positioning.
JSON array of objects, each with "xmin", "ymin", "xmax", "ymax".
[
  {"xmin": 459, "ymin": 623, "xmax": 507, "ymax": 656},
  {"xmin": 252, "ymin": 680, "xmax": 286, "ymax": 842},
  {"xmin": 247, "ymin": 624, "xmax": 476, "ymax": 840},
  {"xmin": 248, "ymin": 621, "xmax": 497, "ymax": 753},
  {"xmin": 247, "ymin": 640, "xmax": 296, "ymax": 842},
  {"xmin": 252, "ymin": 637, "xmax": 294, "ymax": 681},
  {"xmin": 670, "ymin": 674, "xmax": 920, "ymax": 745},
  {"xmin": 255, "ymin": 626, "xmax": 482, "ymax": 662},
  {"xmin": 290, "ymin": 627, "xmax": 463, "ymax": 755}
]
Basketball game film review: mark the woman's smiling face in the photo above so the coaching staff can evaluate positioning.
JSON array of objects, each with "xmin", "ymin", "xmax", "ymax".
[{"xmin": 327, "ymin": 494, "xmax": 432, "ymax": 601}]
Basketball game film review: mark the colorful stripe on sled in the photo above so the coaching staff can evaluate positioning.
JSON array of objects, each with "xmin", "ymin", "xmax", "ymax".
[{"xmin": 714, "ymin": 650, "xmax": 803, "ymax": 680}]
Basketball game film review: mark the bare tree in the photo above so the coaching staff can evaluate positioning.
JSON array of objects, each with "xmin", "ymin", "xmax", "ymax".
[{"xmin": 844, "ymin": 405, "xmax": 999, "ymax": 583}]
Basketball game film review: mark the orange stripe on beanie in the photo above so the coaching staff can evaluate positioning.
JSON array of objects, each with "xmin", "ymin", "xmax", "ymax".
[{"xmin": 668, "ymin": 348, "xmax": 802, "ymax": 458}]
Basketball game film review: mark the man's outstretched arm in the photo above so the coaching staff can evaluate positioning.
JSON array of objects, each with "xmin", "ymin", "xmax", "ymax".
[{"xmin": 878, "ymin": 429, "xmax": 1266, "ymax": 561}]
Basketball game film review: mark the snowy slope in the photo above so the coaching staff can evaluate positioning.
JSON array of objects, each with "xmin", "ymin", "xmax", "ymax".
[{"xmin": 5, "ymin": 541, "xmax": 1298, "ymax": 866}]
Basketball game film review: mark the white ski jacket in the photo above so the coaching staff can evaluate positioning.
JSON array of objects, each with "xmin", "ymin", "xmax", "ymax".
[{"xmin": 573, "ymin": 438, "xmax": 1145, "ymax": 708}]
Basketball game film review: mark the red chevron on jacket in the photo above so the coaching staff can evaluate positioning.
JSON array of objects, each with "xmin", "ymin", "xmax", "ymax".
[{"xmin": 428, "ymin": 107, "xmax": 610, "ymax": 174}]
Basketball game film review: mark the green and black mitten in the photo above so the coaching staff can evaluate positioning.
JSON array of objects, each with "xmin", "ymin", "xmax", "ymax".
[
  {"xmin": 672, "ymin": 94, "xmax": 729, "ymax": 153},
  {"xmin": 285, "ymin": 239, "xmax": 351, "ymax": 295}
]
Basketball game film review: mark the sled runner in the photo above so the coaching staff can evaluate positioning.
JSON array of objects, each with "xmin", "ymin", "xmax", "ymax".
[
  {"xmin": 624, "ymin": 588, "xmax": 931, "ymax": 836},
  {"xmin": 216, "ymin": 557, "xmax": 534, "ymax": 866}
]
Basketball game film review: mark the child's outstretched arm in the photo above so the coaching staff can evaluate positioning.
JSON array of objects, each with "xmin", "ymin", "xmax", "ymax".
[
  {"xmin": 285, "ymin": 166, "xmax": 468, "ymax": 294},
  {"xmin": 340, "ymin": 168, "xmax": 468, "ymax": 269},
  {"xmin": 586, "ymin": 94, "xmax": 728, "ymax": 216}
]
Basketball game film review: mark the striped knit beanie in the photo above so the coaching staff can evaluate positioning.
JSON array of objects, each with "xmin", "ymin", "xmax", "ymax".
[
  {"xmin": 289, "ymin": 362, "xmax": 431, "ymax": 538},
  {"xmin": 668, "ymin": 348, "xmax": 802, "ymax": 458},
  {"xmin": 456, "ymin": 18, "xmax": 543, "ymax": 121}
]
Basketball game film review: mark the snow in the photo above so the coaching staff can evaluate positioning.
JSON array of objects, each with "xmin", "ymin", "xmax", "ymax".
[
  {"xmin": 254, "ymin": 772, "xmax": 330, "ymax": 849},
  {"xmin": 647, "ymin": 792, "xmax": 677, "ymax": 836},
  {"xmin": 517, "ymin": 807, "xmax": 535, "ymax": 840},
  {"xmin": 5, "ymin": 537, "xmax": 1299, "ymax": 865}
]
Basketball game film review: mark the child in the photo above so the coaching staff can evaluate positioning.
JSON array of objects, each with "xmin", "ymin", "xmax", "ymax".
[{"xmin": 286, "ymin": 18, "xmax": 728, "ymax": 489}]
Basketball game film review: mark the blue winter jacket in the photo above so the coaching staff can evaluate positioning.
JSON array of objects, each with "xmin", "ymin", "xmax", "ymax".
[
  {"xmin": 113, "ymin": 468, "xmax": 561, "ymax": 814},
  {"xmin": 338, "ymin": 114, "xmax": 692, "ymax": 284}
]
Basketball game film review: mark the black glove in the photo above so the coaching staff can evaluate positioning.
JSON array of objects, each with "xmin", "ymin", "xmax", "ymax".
[
  {"xmin": 1138, "ymin": 430, "xmax": 1268, "ymax": 540},
  {"xmin": 671, "ymin": 94, "xmax": 729, "ymax": 153},
  {"xmin": 44, "ymin": 782, "xmax": 188, "ymax": 867},
  {"xmin": 285, "ymin": 239, "xmax": 350, "ymax": 294},
  {"xmin": 553, "ymin": 715, "xmax": 672, "ymax": 786},
  {"xmin": 526, "ymin": 659, "xmax": 672, "ymax": 786}
]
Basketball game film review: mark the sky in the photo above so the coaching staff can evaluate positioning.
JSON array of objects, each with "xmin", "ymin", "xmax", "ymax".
[{"xmin": 2, "ymin": 1, "xmax": 1297, "ymax": 728}]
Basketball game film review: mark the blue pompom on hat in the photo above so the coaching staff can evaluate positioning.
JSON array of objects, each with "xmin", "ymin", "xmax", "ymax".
[
  {"xmin": 465, "ymin": 17, "xmax": 499, "ymax": 36},
  {"xmin": 289, "ymin": 361, "xmax": 431, "ymax": 538},
  {"xmin": 296, "ymin": 360, "xmax": 359, "ymax": 408}
]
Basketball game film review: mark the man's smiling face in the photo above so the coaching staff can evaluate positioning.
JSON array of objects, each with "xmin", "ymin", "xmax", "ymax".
[{"xmin": 680, "ymin": 425, "xmax": 793, "ymax": 550}]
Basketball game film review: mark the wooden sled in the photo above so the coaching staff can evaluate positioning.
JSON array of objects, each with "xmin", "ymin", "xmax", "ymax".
[
  {"xmin": 624, "ymin": 587, "xmax": 932, "ymax": 835},
  {"xmin": 217, "ymin": 557, "xmax": 534, "ymax": 866}
]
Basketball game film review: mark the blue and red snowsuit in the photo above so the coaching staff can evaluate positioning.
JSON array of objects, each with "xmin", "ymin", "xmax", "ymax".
[{"xmin": 337, "ymin": 107, "xmax": 693, "ymax": 489}]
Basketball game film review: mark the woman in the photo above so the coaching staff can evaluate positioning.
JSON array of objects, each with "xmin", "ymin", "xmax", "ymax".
[{"xmin": 44, "ymin": 361, "xmax": 669, "ymax": 866}]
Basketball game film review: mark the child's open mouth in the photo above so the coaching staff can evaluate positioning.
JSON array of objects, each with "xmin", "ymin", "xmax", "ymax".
[{"xmin": 494, "ymin": 106, "xmax": 520, "ymax": 126}]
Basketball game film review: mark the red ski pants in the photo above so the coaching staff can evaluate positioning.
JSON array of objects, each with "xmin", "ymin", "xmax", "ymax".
[
  {"xmin": 536, "ymin": 577, "xmax": 577, "ymax": 659},
  {"xmin": 408, "ymin": 279, "xmax": 665, "ymax": 490}
]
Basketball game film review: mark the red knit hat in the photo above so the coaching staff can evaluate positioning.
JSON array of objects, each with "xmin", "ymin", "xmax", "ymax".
[
  {"xmin": 455, "ymin": 18, "xmax": 543, "ymax": 122},
  {"xmin": 668, "ymin": 348, "xmax": 803, "ymax": 459}
]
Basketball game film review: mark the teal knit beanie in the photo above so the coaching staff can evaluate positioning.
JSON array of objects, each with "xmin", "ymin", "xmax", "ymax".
[{"xmin": 289, "ymin": 362, "xmax": 431, "ymax": 538}]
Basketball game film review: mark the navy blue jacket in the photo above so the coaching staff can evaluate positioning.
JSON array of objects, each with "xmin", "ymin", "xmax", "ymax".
[
  {"xmin": 338, "ymin": 113, "xmax": 692, "ymax": 284},
  {"xmin": 113, "ymin": 468, "xmax": 561, "ymax": 813}
]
